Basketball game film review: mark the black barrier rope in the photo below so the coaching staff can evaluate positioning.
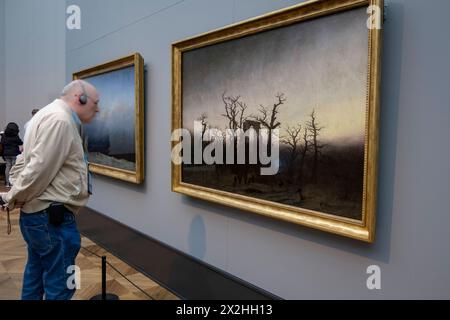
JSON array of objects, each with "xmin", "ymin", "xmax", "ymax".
[{"xmin": 80, "ymin": 246, "xmax": 154, "ymax": 300}]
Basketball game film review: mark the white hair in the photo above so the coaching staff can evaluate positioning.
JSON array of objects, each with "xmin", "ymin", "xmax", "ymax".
[{"xmin": 61, "ymin": 80, "xmax": 88, "ymax": 97}]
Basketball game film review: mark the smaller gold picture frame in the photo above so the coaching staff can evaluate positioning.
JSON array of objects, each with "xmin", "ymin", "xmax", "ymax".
[{"xmin": 74, "ymin": 53, "xmax": 145, "ymax": 184}]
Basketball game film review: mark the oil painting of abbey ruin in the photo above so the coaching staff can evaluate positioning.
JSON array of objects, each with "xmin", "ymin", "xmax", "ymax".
[{"xmin": 181, "ymin": 7, "xmax": 369, "ymax": 220}]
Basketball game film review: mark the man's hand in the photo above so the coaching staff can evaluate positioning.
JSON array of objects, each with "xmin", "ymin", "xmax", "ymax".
[
  {"xmin": 0, "ymin": 193, "xmax": 7, "ymax": 211},
  {"xmin": 15, "ymin": 202, "xmax": 25, "ymax": 209},
  {"xmin": 0, "ymin": 193, "xmax": 24, "ymax": 211}
]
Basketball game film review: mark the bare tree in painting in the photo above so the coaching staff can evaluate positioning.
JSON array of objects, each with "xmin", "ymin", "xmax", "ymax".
[
  {"xmin": 219, "ymin": 92, "xmax": 252, "ymax": 185},
  {"xmin": 282, "ymin": 123, "xmax": 311, "ymax": 200},
  {"xmin": 282, "ymin": 124, "xmax": 302, "ymax": 179},
  {"xmin": 306, "ymin": 109, "xmax": 324, "ymax": 184},
  {"xmin": 221, "ymin": 92, "xmax": 248, "ymax": 130},
  {"xmin": 197, "ymin": 112, "xmax": 208, "ymax": 138},
  {"xmin": 253, "ymin": 93, "xmax": 286, "ymax": 157},
  {"xmin": 296, "ymin": 127, "xmax": 311, "ymax": 201},
  {"xmin": 298, "ymin": 127, "xmax": 310, "ymax": 185}
]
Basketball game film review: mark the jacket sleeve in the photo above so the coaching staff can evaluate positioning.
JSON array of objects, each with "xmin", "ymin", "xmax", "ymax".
[
  {"xmin": 5, "ymin": 118, "xmax": 74, "ymax": 206},
  {"xmin": 8, "ymin": 153, "xmax": 24, "ymax": 185}
]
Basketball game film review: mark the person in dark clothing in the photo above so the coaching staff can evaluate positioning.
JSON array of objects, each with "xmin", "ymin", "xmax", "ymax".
[
  {"xmin": 0, "ymin": 131, "xmax": 4, "ymax": 180},
  {"xmin": 1, "ymin": 122, "xmax": 23, "ymax": 187}
]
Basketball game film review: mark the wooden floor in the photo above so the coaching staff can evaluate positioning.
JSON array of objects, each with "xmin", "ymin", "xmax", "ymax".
[{"xmin": 0, "ymin": 185, "xmax": 178, "ymax": 300}]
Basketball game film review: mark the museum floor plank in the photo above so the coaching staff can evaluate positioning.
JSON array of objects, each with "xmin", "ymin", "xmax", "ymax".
[{"xmin": 0, "ymin": 185, "xmax": 178, "ymax": 300}]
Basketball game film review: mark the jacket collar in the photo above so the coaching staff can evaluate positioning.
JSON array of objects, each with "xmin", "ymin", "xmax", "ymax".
[{"xmin": 54, "ymin": 99, "xmax": 83, "ymax": 133}]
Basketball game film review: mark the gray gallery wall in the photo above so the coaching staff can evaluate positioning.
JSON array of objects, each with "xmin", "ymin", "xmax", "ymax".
[
  {"xmin": 3, "ymin": 0, "xmax": 65, "ymax": 134},
  {"xmin": 64, "ymin": 0, "xmax": 450, "ymax": 299},
  {"xmin": 0, "ymin": 0, "xmax": 5, "ymax": 130},
  {"xmin": 1, "ymin": 0, "xmax": 447, "ymax": 299}
]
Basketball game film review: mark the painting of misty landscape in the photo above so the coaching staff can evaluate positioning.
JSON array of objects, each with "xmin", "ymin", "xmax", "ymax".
[
  {"xmin": 181, "ymin": 8, "xmax": 369, "ymax": 220},
  {"xmin": 83, "ymin": 66, "xmax": 136, "ymax": 172}
]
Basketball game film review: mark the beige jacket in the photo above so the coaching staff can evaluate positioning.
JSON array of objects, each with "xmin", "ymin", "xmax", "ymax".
[{"xmin": 3, "ymin": 99, "xmax": 89, "ymax": 213}]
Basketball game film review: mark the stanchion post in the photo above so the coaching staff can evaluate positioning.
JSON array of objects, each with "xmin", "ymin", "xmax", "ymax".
[
  {"xmin": 102, "ymin": 256, "xmax": 106, "ymax": 300},
  {"xmin": 90, "ymin": 255, "xmax": 119, "ymax": 300}
]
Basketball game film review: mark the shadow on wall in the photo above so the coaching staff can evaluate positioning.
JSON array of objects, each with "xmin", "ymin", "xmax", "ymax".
[
  {"xmin": 179, "ymin": 2, "xmax": 405, "ymax": 265},
  {"xmin": 188, "ymin": 215, "xmax": 207, "ymax": 259},
  {"xmin": 167, "ymin": 215, "xmax": 214, "ymax": 298}
]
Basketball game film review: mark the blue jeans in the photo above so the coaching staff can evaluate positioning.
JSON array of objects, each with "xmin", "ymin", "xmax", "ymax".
[{"xmin": 19, "ymin": 207, "xmax": 81, "ymax": 300}]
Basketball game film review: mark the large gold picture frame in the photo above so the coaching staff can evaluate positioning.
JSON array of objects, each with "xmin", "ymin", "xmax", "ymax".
[
  {"xmin": 172, "ymin": 0, "xmax": 382, "ymax": 242},
  {"xmin": 74, "ymin": 53, "xmax": 145, "ymax": 184}
]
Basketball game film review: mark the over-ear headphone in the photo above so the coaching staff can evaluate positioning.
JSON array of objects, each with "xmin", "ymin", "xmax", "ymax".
[{"xmin": 78, "ymin": 80, "xmax": 88, "ymax": 105}]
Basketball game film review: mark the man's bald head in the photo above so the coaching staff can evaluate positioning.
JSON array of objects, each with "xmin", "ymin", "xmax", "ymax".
[
  {"xmin": 61, "ymin": 80, "xmax": 100, "ymax": 124},
  {"xmin": 61, "ymin": 80, "xmax": 97, "ymax": 99}
]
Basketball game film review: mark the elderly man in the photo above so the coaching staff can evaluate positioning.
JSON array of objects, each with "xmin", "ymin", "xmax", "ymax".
[{"xmin": 0, "ymin": 80, "xmax": 99, "ymax": 300}]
